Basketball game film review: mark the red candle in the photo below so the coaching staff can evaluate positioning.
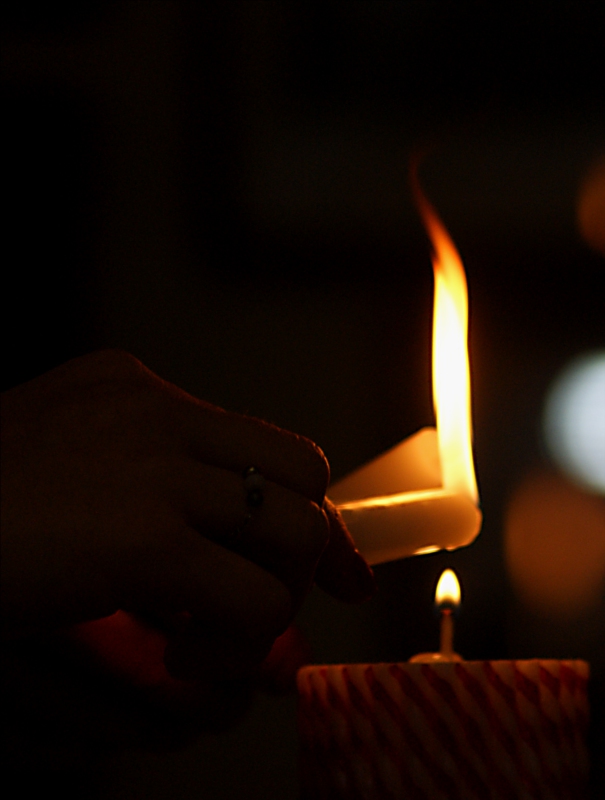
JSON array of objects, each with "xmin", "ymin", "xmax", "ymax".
[{"xmin": 297, "ymin": 572, "xmax": 589, "ymax": 799}]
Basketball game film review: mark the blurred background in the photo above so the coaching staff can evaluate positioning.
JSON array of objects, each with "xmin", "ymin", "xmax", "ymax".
[{"xmin": 3, "ymin": 1, "xmax": 604, "ymax": 797}]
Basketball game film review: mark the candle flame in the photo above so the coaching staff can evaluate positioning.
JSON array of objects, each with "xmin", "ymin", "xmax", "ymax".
[
  {"xmin": 327, "ymin": 171, "xmax": 482, "ymax": 564},
  {"xmin": 413, "ymin": 180, "xmax": 478, "ymax": 504},
  {"xmin": 435, "ymin": 568, "xmax": 461, "ymax": 608}
]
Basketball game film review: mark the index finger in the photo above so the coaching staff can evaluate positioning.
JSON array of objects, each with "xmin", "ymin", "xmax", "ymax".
[
  {"xmin": 170, "ymin": 395, "xmax": 330, "ymax": 506},
  {"xmin": 313, "ymin": 498, "xmax": 376, "ymax": 603}
]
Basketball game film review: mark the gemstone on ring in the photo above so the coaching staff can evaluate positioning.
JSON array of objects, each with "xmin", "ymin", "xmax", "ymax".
[{"xmin": 243, "ymin": 466, "xmax": 265, "ymax": 508}]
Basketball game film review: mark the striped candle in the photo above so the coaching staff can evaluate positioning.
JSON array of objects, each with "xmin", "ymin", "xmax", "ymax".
[{"xmin": 297, "ymin": 659, "xmax": 589, "ymax": 800}]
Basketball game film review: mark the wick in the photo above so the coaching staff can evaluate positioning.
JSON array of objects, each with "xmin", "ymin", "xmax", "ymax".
[
  {"xmin": 439, "ymin": 608, "xmax": 454, "ymax": 658},
  {"xmin": 408, "ymin": 601, "xmax": 462, "ymax": 663}
]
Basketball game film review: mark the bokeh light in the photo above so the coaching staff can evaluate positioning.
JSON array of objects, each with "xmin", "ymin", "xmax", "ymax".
[
  {"xmin": 505, "ymin": 471, "xmax": 605, "ymax": 616},
  {"xmin": 577, "ymin": 156, "xmax": 605, "ymax": 256},
  {"xmin": 543, "ymin": 351, "xmax": 605, "ymax": 495}
]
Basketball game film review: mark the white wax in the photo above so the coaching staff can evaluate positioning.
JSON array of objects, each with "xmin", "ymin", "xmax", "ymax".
[
  {"xmin": 337, "ymin": 488, "xmax": 481, "ymax": 565},
  {"xmin": 329, "ymin": 428, "xmax": 482, "ymax": 565}
]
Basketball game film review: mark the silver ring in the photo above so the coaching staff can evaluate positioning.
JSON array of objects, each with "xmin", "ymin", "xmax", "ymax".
[{"xmin": 243, "ymin": 466, "xmax": 265, "ymax": 509}]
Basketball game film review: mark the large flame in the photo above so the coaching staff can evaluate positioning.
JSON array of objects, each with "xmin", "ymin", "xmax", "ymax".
[
  {"xmin": 328, "ymin": 175, "xmax": 481, "ymax": 564},
  {"xmin": 414, "ymin": 182, "xmax": 478, "ymax": 504}
]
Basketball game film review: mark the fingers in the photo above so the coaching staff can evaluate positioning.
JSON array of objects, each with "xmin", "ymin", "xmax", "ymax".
[
  {"xmin": 123, "ymin": 528, "xmax": 293, "ymax": 684},
  {"xmin": 165, "ymin": 459, "xmax": 331, "ymax": 605},
  {"xmin": 151, "ymin": 506, "xmax": 374, "ymax": 684},
  {"xmin": 162, "ymin": 460, "xmax": 373, "ymax": 606},
  {"xmin": 32, "ymin": 350, "xmax": 330, "ymax": 505},
  {"xmin": 313, "ymin": 498, "xmax": 376, "ymax": 602},
  {"xmin": 51, "ymin": 352, "xmax": 371, "ymax": 609},
  {"xmin": 125, "ymin": 524, "xmax": 292, "ymax": 640},
  {"xmin": 169, "ymin": 398, "xmax": 330, "ymax": 506}
]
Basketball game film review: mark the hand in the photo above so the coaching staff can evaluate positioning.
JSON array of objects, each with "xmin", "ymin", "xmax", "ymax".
[{"xmin": 1, "ymin": 350, "xmax": 374, "ymax": 677}]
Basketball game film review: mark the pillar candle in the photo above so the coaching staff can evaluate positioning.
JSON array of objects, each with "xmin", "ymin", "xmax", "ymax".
[{"xmin": 297, "ymin": 659, "xmax": 589, "ymax": 800}]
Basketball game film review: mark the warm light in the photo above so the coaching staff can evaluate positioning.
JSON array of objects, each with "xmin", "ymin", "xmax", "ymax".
[
  {"xmin": 328, "ymin": 179, "xmax": 482, "ymax": 565},
  {"xmin": 577, "ymin": 156, "xmax": 605, "ymax": 256},
  {"xmin": 435, "ymin": 568, "xmax": 461, "ymax": 608},
  {"xmin": 339, "ymin": 486, "xmax": 459, "ymax": 510},
  {"xmin": 505, "ymin": 471, "xmax": 605, "ymax": 616},
  {"xmin": 414, "ymin": 185, "xmax": 479, "ymax": 504}
]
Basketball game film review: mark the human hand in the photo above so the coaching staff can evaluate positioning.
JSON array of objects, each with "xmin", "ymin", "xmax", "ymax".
[{"xmin": 1, "ymin": 350, "xmax": 374, "ymax": 678}]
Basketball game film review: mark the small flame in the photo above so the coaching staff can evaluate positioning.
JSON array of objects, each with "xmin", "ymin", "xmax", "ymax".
[
  {"xmin": 435, "ymin": 568, "xmax": 461, "ymax": 608},
  {"xmin": 413, "ymin": 179, "xmax": 478, "ymax": 504}
]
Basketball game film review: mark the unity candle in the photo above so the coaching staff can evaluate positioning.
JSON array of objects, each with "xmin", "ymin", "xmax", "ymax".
[
  {"xmin": 297, "ymin": 571, "xmax": 590, "ymax": 799},
  {"xmin": 329, "ymin": 186, "xmax": 481, "ymax": 565}
]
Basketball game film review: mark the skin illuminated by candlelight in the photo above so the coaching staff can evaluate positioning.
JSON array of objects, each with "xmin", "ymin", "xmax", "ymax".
[{"xmin": 1, "ymin": 350, "xmax": 376, "ymax": 758}]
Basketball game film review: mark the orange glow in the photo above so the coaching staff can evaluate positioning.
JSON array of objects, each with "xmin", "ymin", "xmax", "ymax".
[
  {"xmin": 414, "ymin": 183, "xmax": 478, "ymax": 504},
  {"xmin": 577, "ymin": 156, "xmax": 605, "ymax": 256},
  {"xmin": 505, "ymin": 471, "xmax": 605, "ymax": 616},
  {"xmin": 435, "ymin": 568, "xmax": 461, "ymax": 608},
  {"xmin": 337, "ymin": 486, "xmax": 457, "ymax": 510},
  {"xmin": 71, "ymin": 611, "xmax": 172, "ymax": 688}
]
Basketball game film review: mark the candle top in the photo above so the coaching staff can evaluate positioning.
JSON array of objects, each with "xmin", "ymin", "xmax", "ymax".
[{"xmin": 409, "ymin": 650, "xmax": 463, "ymax": 664}]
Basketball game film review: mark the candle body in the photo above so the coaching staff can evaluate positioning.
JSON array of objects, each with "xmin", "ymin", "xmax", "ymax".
[
  {"xmin": 297, "ymin": 660, "xmax": 589, "ymax": 800},
  {"xmin": 329, "ymin": 429, "xmax": 481, "ymax": 564},
  {"xmin": 336, "ymin": 489, "xmax": 481, "ymax": 565},
  {"xmin": 329, "ymin": 428, "xmax": 443, "ymax": 503}
]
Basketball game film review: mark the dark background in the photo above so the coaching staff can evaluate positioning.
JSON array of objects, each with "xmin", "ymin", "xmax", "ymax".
[{"xmin": 3, "ymin": 2, "xmax": 604, "ymax": 797}]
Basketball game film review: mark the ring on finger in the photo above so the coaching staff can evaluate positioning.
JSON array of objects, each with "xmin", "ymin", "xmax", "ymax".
[{"xmin": 243, "ymin": 466, "xmax": 265, "ymax": 509}]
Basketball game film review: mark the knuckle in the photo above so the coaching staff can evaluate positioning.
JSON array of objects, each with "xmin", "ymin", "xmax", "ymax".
[
  {"xmin": 85, "ymin": 352, "xmax": 169, "ymax": 399},
  {"xmin": 59, "ymin": 352, "xmax": 160, "ymax": 407},
  {"xmin": 84, "ymin": 349, "xmax": 145, "ymax": 379},
  {"xmin": 293, "ymin": 433, "xmax": 330, "ymax": 499}
]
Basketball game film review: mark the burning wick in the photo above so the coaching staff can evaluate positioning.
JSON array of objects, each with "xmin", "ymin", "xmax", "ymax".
[
  {"xmin": 410, "ymin": 568, "xmax": 463, "ymax": 663},
  {"xmin": 436, "ymin": 568, "xmax": 460, "ymax": 660}
]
